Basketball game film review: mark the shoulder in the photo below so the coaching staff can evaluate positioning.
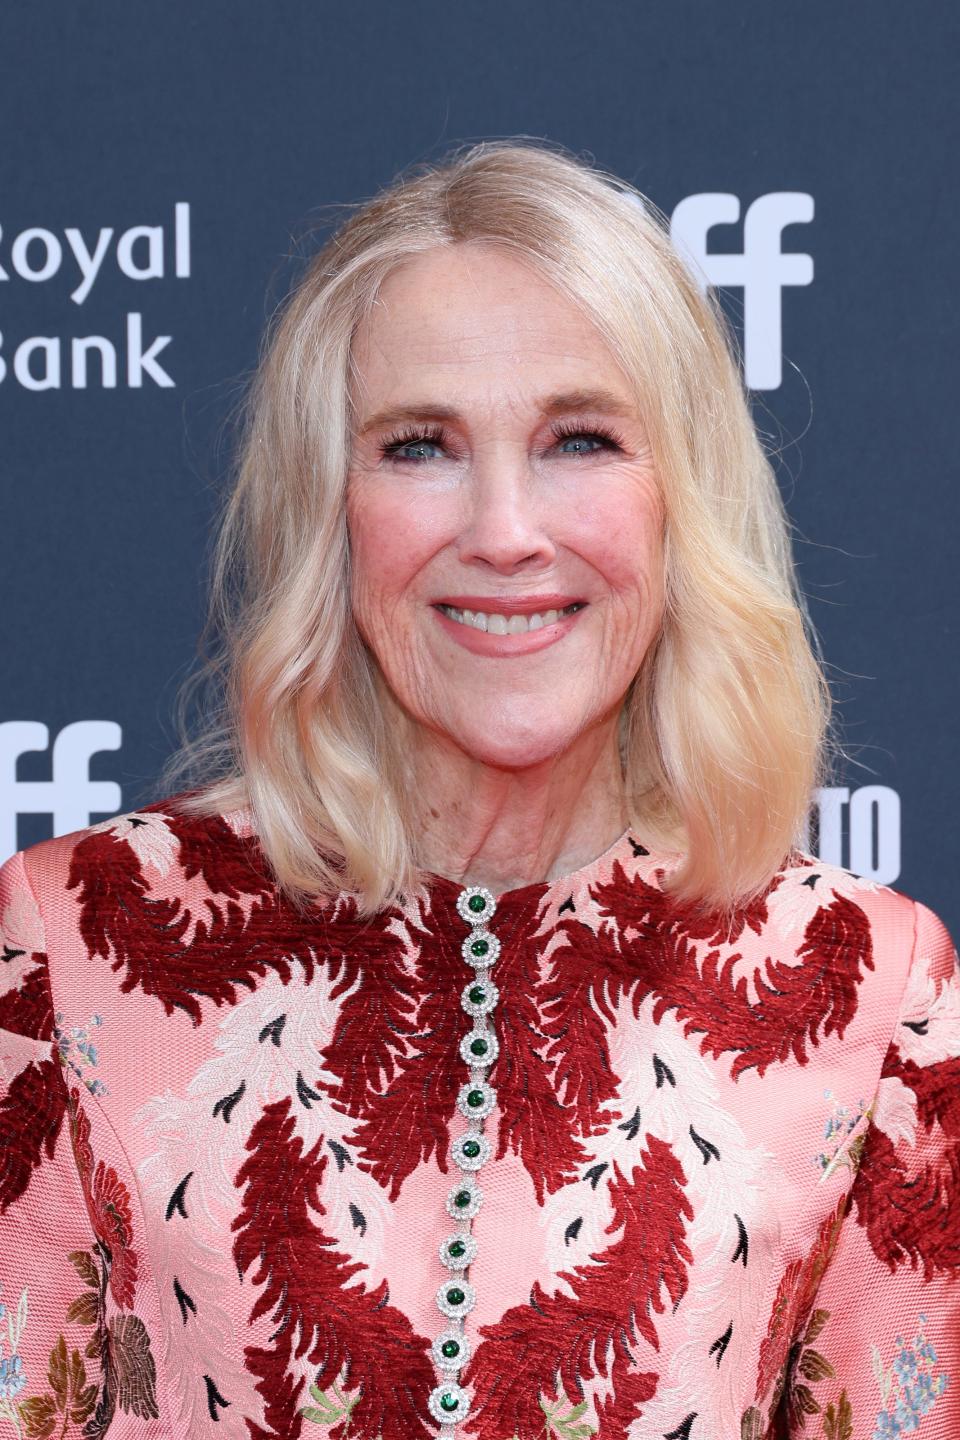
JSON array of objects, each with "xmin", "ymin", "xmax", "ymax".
[
  {"xmin": 770, "ymin": 849, "xmax": 957, "ymax": 1001},
  {"xmin": 2, "ymin": 791, "xmax": 263, "ymax": 926}
]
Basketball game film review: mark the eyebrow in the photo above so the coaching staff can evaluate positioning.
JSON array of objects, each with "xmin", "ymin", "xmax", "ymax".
[{"xmin": 354, "ymin": 387, "xmax": 638, "ymax": 436}]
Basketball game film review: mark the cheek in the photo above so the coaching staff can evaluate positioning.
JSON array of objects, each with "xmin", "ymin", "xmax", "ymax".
[
  {"xmin": 347, "ymin": 479, "xmax": 446, "ymax": 620},
  {"xmin": 573, "ymin": 485, "xmax": 665, "ymax": 610}
]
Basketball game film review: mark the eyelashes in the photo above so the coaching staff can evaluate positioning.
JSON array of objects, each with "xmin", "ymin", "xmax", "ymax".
[{"xmin": 378, "ymin": 419, "xmax": 626, "ymax": 463}]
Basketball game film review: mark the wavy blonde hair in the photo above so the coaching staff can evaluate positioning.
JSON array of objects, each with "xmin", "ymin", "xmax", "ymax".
[{"xmin": 161, "ymin": 138, "xmax": 831, "ymax": 915}]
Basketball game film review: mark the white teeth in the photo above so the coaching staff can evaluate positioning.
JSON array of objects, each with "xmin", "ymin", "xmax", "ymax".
[{"xmin": 439, "ymin": 603, "xmax": 581, "ymax": 634}]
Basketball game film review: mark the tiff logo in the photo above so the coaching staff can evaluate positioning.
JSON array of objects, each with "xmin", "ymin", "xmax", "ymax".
[
  {"xmin": 670, "ymin": 193, "xmax": 814, "ymax": 390},
  {"xmin": 805, "ymin": 784, "xmax": 901, "ymax": 886},
  {"xmin": 0, "ymin": 721, "xmax": 122, "ymax": 865}
]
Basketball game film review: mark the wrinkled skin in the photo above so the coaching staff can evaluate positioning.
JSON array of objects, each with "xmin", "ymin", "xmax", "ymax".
[{"xmin": 346, "ymin": 241, "xmax": 664, "ymax": 889}]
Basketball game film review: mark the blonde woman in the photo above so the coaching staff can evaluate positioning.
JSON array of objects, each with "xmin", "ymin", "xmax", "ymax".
[{"xmin": 1, "ymin": 141, "xmax": 956, "ymax": 1440}]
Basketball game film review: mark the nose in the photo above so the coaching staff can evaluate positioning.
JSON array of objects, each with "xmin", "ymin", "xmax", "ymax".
[{"xmin": 454, "ymin": 444, "xmax": 557, "ymax": 574}]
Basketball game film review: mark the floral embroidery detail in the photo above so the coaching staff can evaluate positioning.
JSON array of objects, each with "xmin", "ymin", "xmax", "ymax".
[
  {"xmin": 755, "ymin": 1196, "xmax": 847, "ymax": 1409},
  {"xmin": 53, "ymin": 1012, "xmax": 108, "ymax": 1098},
  {"xmin": 539, "ymin": 1391, "xmax": 597, "ymax": 1438},
  {"xmin": 0, "ymin": 1284, "xmax": 29, "ymax": 1422},
  {"xmin": 777, "ymin": 1307, "xmax": 836, "ymax": 1429},
  {"xmin": 300, "ymin": 1377, "xmax": 358, "ymax": 1430},
  {"xmin": 814, "ymin": 1089, "xmax": 869, "ymax": 1179},
  {"xmin": 871, "ymin": 1316, "xmax": 948, "ymax": 1437},
  {"xmin": 65, "ymin": 1088, "xmax": 139, "ymax": 1311},
  {"xmin": 13, "ymin": 1244, "xmax": 158, "ymax": 1439}
]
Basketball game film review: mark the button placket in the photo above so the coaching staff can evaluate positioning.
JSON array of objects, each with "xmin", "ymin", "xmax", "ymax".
[{"xmin": 427, "ymin": 885, "xmax": 500, "ymax": 1432}]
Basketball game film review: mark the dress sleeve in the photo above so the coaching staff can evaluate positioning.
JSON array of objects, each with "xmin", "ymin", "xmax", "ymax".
[
  {"xmin": 782, "ymin": 899, "xmax": 960, "ymax": 1440},
  {"xmin": 0, "ymin": 849, "xmax": 112, "ymax": 1436}
]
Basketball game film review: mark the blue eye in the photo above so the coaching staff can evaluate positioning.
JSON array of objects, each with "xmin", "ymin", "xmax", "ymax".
[
  {"xmin": 380, "ymin": 426, "xmax": 446, "ymax": 463},
  {"xmin": 556, "ymin": 433, "xmax": 604, "ymax": 455},
  {"xmin": 550, "ymin": 423, "xmax": 622, "ymax": 456}
]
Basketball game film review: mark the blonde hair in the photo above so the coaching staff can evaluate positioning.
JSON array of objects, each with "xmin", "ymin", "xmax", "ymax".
[{"xmin": 161, "ymin": 138, "xmax": 831, "ymax": 915}]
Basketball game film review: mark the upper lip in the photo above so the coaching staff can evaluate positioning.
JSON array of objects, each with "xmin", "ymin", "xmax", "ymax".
[{"xmin": 433, "ymin": 594, "xmax": 586, "ymax": 615}]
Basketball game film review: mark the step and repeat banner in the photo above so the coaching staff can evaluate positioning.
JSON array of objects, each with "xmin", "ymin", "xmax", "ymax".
[{"xmin": 1, "ymin": 5, "xmax": 955, "ymax": 931}]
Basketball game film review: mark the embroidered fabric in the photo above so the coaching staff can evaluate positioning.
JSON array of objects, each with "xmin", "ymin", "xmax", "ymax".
[{"xmin": 0, "ymin": 801, "xmax": 957, "ymax": 1439}]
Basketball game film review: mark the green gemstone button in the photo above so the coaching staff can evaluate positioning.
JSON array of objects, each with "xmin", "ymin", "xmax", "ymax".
[
  {"xmin": 468, "ymin": 985, "xmax": 486, "ymax": 1005},
  {"xmin": 469, "ymin": 1037, "xmax": 488, "ymax": 1057},
  {"xmin": 441, "ymin": 1339, "xmax": 460, "ymax": 1358},
  {"xmin": 467, "ymin": 1089, "xmax": 485, "ymax": 1109},
  {"xmin": 471, "ymin": 938, "xmax": 489, "ymax": 957},
  {"xmin": 440, "ymin": 1394, "xmax": 459, "ymax": 1413},
  {"xmin": 468, "ymin": 894, "xmax": 485, "ymax": 913},
  {"xmin": 453, "ymin": 1190, "xmax": 471, "ymax": 1209},
  {"xmin": 446, "ymin": 1286, "xmax": 465, "ymax": 1305},
  {"xmin": 448, "ymin": 1239, "xmax": 466, "ymax": 1259},
  {"xmin": 462, "ymin": 1139, "xmax": 481, "ymax": 1159}
]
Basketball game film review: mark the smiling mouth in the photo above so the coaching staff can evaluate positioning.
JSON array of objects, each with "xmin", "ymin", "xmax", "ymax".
[{"xmin": 435, "ymin": 602, "xmax": 585, "ymax": 635}]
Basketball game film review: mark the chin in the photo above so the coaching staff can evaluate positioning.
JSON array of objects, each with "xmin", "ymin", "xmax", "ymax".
[{"xmin": 448, "ymin": 714, "xmax": 589, "ymax": 771}]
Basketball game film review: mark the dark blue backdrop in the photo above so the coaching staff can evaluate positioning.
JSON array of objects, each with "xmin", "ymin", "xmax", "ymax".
[{"xmin": 2, "ymin": 3, "xmax": 956, "ymax": 932}]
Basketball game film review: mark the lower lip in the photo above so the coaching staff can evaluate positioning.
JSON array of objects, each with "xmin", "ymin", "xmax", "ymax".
[{"xmin": 432, "ymin": 605, "xmax": 586, "ymax": 656}]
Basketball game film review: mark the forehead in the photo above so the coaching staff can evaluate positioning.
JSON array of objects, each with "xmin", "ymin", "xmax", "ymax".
[{"xmin": 350, "ymin": 242, "xmax": 630, "ymax": 403}]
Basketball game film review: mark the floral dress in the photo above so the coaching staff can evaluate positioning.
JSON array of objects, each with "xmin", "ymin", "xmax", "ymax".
[{"xmin": 0, "ymin": 797, "xmax": 957, "ymax": 1439}]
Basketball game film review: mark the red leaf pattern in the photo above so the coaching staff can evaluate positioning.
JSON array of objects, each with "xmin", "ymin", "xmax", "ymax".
[{"xmin": 2, "ymin": 805, "xmax": 957, "ymax": 1438}]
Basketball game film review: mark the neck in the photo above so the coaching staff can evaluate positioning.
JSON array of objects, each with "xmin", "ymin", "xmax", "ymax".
[{"xmin": 408, "ymin": 715, "xmax": 629, "ymax": 893}]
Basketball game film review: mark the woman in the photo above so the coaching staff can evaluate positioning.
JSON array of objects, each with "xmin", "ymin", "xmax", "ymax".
[{"xmin": 0, "ymin": 141, "xmax": 956, "ymax": 1440}]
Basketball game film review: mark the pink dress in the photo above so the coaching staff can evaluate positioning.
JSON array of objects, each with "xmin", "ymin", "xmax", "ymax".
[{"xmin": 0, "ymin": 796, "xmax": 957, "ymax": 1439}]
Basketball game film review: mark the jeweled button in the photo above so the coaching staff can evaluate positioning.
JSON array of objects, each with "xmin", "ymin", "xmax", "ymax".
[
  {"xmin": 457, "ymin": 886, "xmax": 496, "ymax": 925},
  {"xmin": 456, "ymin": 1079, "xmax": 496, "ymax": 1120},
  {"xmin": 435, "ymin": 1277, "xmax": 476, "ymax": 1317},
  {"xmin": 432, "ymin": 1328, "xmax": 473, "ymax": 1371},
  {"xmin": 469, "ymin": 985, "xmax": 486, "ymax": 1005},
  {"xmin": 445, "ymin": 1177, "xmax": 482, "ymax": 1220},
  {"xmin": 454, "ymin": 1132, "xmax": 491, "ymax": 1172},
  {"xmin": 428, "ymin": 1382, "xmax": 471, "ymax": 1424},
  {"xmin": 459, "ymin": 1028, "xmax": 500, "ymax": 1067},
  {"xmin": 439, "ymin": 1231, "xmax": 478, "ymax": 1268},
  {"xmin": 460, "ymin": 930, "xmax": 500, "ymax": 966}
]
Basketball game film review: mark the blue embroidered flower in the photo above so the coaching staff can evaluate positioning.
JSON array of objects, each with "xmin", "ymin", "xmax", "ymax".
[
  {"xmin": 916, "ymin": 1336, "xmax": 937, "ymax": 1365},
  {"xmin": 872, "ymin": 1411, "xmax": 901, "ymax": 1439},
  {"xmin": 908, "ymin": 1374, "xmax": 938, "ymax": 1414},
  {"xmin": 0, "ymin": 1350, "xmax": 26, "ymax": 1400},
  {"xmin": 894, "ymin": 1347, "xmax": 919, "ymax": 1385},
  {"xmin": 894, "ymin": 1397, "xmax": 920, "ymax": 1434},
  {"xmin": 52, "ymin": 1010, "xmax": 108, "ymax": 1096}
]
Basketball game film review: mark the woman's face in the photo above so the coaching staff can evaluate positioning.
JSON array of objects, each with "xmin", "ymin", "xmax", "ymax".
[{"xmin": 346, "ymin": 242, "xmax": 665, "ymax": 772}]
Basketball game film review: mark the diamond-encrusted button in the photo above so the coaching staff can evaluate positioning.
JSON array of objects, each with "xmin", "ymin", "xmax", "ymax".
[
  {"xmin": 428, "ymin": 1381, "xmax": 471, "ymax": 1424},
  {"xmin": 461, "ymin": 976, "xmax": 499, "ymax": 1018},
  {"xmin": 439, "ymin": 1231, "xmax": 478, "ymax": 1269},
  {"xmin": 445, "ymin": 1176, "xmax": 482, "ymax": 1220},
  {"xmin": 453, "ymin": 1132, "xmax": 491, "ymax": 1172},
  {"xmin": 436, "ymin": 1278, "xmax": 476, "ymax": 1319},
  {"xmin": 456, "ymin": 886, "xmax": 496, "ymax": 926},
  {"xmin": 459, "ymin": 1028, "xmax": 499, "ymax": 1067},
  {"xmin": 457, "ymin": 1079, "xmax": 496, "ymax": 1120},
  {"xmin": 460, "ymin": 930, "xmax": 501, "ymax": 967},
  {"xmin": 432, "ymin": 1328, "xmax": 472, "ymax": 1372}
]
